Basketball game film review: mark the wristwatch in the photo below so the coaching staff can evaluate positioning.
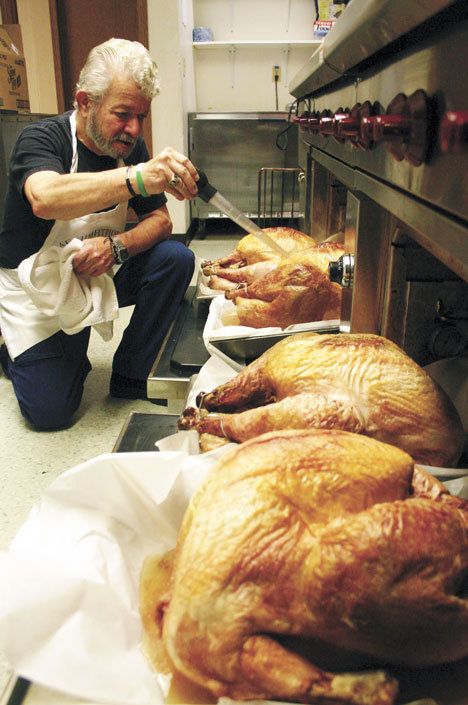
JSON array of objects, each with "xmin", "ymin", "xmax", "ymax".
[{"xmin": 111, "ymin": 236, "xmax": 129, "ymax": 264}]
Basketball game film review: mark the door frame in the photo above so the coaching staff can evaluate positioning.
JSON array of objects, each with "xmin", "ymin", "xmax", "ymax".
[{"xmin": 0, "ymin": 0, "xmax": 18, "ymax": 23}]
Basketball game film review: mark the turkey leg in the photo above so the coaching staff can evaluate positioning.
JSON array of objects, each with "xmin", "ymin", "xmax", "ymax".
[
  {"xmin": 237, "ymin": 635, "xmax": 398, "ymax": 705},
  {"xmin": 207, "ymin": 275, "xmax": 242, "ymax": 292},
  {"xmin": 179, "ymin": 393, "xmax": 364, "ymax": 442},
  {"xmin": 196, "ymin": 358, "xmax": 277, "ymax": 412},
  {"xmin": 206, "ymin": 260, "xmax": 277, "ymax": 282},
  {"xmin": 202, "ymin": 253, "xmax": 245, "ymax": 271}
]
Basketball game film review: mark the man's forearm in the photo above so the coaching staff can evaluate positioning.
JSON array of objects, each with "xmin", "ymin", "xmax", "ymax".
[
  {"xmin": 72, "ymin": 206, "xmax": 173, "ymax": 277},
  {"xmin": 119, "ymin": 207, "xmax": 173, "ymax": 257},
  {"xmin": 25, "ymin": 147, "xmax": 199, "ymax": 222},
  {"xmin": 26, "ymin": 167, "xmax": 134, "ymax": 220}
]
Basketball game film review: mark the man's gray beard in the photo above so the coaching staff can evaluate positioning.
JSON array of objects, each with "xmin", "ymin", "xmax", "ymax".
[{"xmin": 86, "ymin": 107, "xmax": 135, "ymax": 158}]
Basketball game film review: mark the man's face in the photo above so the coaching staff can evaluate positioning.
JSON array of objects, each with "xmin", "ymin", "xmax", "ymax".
[{"xmin": 85, "ymin": 78, "xmax": 151, "ymax": 159}]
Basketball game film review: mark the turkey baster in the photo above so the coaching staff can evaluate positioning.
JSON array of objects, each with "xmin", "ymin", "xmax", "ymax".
[{"xmin": 196, "ymin": 171, "xmax": 288, "ymax": 258}]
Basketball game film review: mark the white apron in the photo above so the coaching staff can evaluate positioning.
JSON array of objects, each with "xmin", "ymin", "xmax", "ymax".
[{"xmin": 0, "ymin": 111, "xmax": 128, "ymax": 359}]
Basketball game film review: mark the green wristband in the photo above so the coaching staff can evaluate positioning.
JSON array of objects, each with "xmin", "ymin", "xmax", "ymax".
[{"xmin": 135, "ymin": 163, "xmax": 149, "ymax": 198}]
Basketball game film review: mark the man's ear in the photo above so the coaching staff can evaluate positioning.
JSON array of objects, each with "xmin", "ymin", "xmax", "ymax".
[{"xmin": 75, "ymin": 90, "xmax": 92, "ymax": 116}]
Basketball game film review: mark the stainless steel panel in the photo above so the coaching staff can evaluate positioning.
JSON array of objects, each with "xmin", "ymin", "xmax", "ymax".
[
  {"xmin": 340, "ymin": 191, "xmax": 390, "ymax": 334},
  {"xmin": 354, "ymin": 19, "xmax": 468, "ymax": 223},
  {"xmin": 310, "ymin": 158, "xmax": 347, "ymax": 241},
  {"xmin": 146, "ymin": 287, "xmax": 210, "ymax": 412},
  {"xmin": 310, "ymin": 148, "xmax": 355, "ymax": 190},
  {"xmin": 297, "ymin": 137, "xmax": 309, "ymax": 233},
  {"xmin": 310, "ymin": 147, "xmax": 468, "ymax": 282},
  {"xmin": 289, "ymin": 0, "xmax": 456, "ymax": 97},
  {"xmin": 399, "ymin": 280, "xmax": 467, "ymax": 366},
  {"xmin": 188, "ymin": 113, "xmax": 299, "ymax": 221},
  {"xmin": 210, "ymin": 323, "xmax": 340, "ymax": 367},
  {"xmin": 381, "ymin": 225, "xmax": 467, "ymax": 365},
  {"xmin": 300, "ymin": 83, "xmax": 358, "ymax": 164},
  {"xmin": 296, "ymin": 18, "xmax": 468, "ymax": 224},
  {"xmin": 289, "ymin": 45, "xmax": 341, "ymax": 101},
  {"xmin": 190, "ymin": 112, "xmax": 287, "ymax": 121},
  {"xmin": 310, "ymin": 160, "xmax": 330, "ymax": 241},
  {"xmin": 353, "ymin": 169, "xmax": 468, "ymax": 281}
]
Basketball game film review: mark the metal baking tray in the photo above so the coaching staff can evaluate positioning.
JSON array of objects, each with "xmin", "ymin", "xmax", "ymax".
[{"xmin": 210, "ymin": 322, "xmax": 340, "ymax": 366}]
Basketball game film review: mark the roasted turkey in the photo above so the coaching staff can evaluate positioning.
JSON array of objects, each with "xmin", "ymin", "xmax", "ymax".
[
  {"xmin": 224, "ymin": 243, "xmax": 344, "ymax": 327},
  {"xmin": 203, "ymin": 226, "xmax": 313, "ymax": 273},
  {"xmin": 141, "ymin": 429, "xmax": 468, "ymax": 705},
  {"xmin": 179, "ymin": 332, "xmax": 464, "ymax": 466}
]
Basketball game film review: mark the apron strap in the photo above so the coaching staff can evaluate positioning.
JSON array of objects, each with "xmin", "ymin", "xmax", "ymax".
[
  {"xmin": 70, "ymin": 111, "xmax": 79, "ymax": 173},
  {"xmin": 69, "ymin": 111, "xmax": 125, "ymax": 172}
]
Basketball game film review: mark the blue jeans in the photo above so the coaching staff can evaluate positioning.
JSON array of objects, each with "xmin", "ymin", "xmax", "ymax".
[{"xmin": 7, "ymin": 239, "xmax": 195, "ymax": 430}]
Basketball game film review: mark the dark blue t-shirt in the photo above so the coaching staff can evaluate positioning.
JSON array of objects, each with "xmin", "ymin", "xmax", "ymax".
[{"xmin": 0, "ymin": 111, "xmax": 166, "ymax": 268}]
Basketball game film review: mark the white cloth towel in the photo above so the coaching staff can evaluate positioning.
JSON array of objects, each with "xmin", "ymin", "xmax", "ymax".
[{"xmin": 17, "ymin": 238, "xmax": 119, "ymax": 341}]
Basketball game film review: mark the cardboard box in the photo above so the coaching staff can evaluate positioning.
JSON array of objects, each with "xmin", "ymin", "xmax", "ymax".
[{"xmin": 0, "ymin": 25, "xmax": 30, "ymax": 112}]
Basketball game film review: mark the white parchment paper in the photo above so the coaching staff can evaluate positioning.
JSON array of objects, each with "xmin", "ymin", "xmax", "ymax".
[
  {"xmin": 0, "ymin": 445, "xmax": 465, "ymax": 705},
  {"xmin": 0, "ymin": 448, "xmax": 231, "ymax": 705}
]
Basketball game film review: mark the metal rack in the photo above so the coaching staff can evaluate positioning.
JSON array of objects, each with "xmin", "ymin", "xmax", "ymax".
[{"xmin": 257, "ymin": 166, "xmax": 304, "ymax": 228}]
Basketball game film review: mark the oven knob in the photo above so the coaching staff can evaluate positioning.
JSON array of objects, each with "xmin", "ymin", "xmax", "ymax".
[
  {"xmin": 297, "ymin": 116, "xmax": 310, "ymax": 130},
  {"xmin": 337, "ymin": 103, "xmax": 366, "ymax": 146},
  {"xmin": 293, "ymin": 114, "xmax": 311, "ymax": 130},
  {"xmin": 372, "ymin": 114, "xmax": 412, "ymax": 141},
  {"xmin": 356, "ymin": 101, "xmax": 376, "ymax": 150},
  {"xmin": 328, "ymin": 254, "xmax": 354, "ymax": 288},
  {"xmin": 439, "ymin": 110, "xmax": 468, "ymax": 153},
  {"xmin": 331, "ymin": 111, "xmax": 349, "ymax": 142},
  {"xmin": 336, "ymin": 115, "xmax": 360, "ymax": 139},
  {"xmin": 360, "ymin": 116, "xmax": 377, "ymax": 149},
  {"xmin": 306, "ymin": 115, "xmax": 321, "ymax": 132},
  {"xmin": 319, "ymin": 112, "xmax": 334, "ymax": 136},
  {"xmin": 384, "ymin": 90, "xmax": 430, "ymax": 165}
]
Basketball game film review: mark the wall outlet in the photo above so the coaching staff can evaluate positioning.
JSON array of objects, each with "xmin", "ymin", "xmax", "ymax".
[{"xmin": 272, "ymin": 65, "xmax": 281, "ymax": 81}]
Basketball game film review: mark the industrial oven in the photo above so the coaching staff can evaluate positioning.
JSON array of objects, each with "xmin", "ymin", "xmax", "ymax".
[
  {"xmin": 151, "ymin": 0, "xmax": 468, "ymax": 425},
  {"xmin": 290, "ymin": 0, "xmax": 467, "ymax": 391}
]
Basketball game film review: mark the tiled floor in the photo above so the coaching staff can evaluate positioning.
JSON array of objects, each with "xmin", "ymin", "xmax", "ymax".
[{"xmin": 0, "ymin": 234, "xmax": 238, "ymax": 697}]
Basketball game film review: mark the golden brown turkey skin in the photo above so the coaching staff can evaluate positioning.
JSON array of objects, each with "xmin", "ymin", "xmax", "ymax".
[
  {"xmin": 179, "ymin": 332, "xmax": 465, "ymax": 466},
  {"xmin": 147, "ymin": 430, "xmax": 468, "ymax": 705},
  {"xmin": 206, "ymin": 260, "xmax": 277, "ymax": 290},
  {"xmin": 228, "ymin": 246, "xmax": 343, "ymax": 327},
  {"xmin": 202, "ymin": 227, "xmax": 314, "ymax": 272},
  {"xmin": 204, "ymin": 239, "xmax": 344, "ymax": 329}
]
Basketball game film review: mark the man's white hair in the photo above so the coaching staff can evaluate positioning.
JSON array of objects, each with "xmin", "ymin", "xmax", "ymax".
[{"xmin": 74, "ymin": 37, "xmax": 160, "ymax": 107}]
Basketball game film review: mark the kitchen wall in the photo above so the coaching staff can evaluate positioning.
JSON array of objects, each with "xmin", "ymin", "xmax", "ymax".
[{"xmin": 192, "ymin": 0, "xmax": 318, "ymax": 112}]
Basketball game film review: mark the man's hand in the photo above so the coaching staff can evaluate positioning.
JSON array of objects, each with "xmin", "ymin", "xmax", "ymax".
[
  {"xmin": 140, "ymin": 148, "xmax": 199, "ymax": 201},
  {"xmin": 72, "ymin": 237, "xmax": 114, "ymax": 277}
]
